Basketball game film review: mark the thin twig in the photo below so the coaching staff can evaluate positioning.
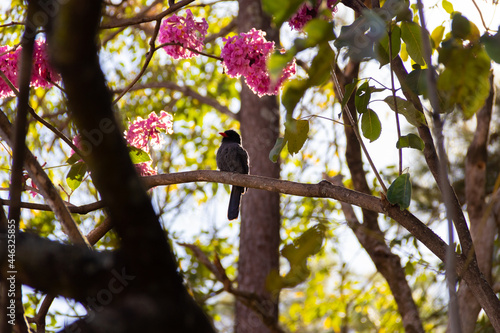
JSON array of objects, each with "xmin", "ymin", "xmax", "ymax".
[
  {"xmin": 112, "ymin": 19, "xmax": 162, "ymax": 104},
  {"xmin": 471, "ymin": 0, "xmax": 494, "ymax": 33},
  {"xmin": 154, "ymin": 42, "xmax": 223, "ymax": 61},
  {"xmin": 330, "ymin": 65, "xmax": 388, "ymax": 193}
]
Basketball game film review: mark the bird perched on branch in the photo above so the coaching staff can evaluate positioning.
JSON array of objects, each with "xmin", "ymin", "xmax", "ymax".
[{"xmin": 216, "ymin": 130, "xmax": 249, "ymax": 220}]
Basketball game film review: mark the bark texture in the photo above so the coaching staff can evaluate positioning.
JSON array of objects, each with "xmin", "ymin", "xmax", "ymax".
[{"xmin": 236, "ymin": 0, "xmax": 281, "ymax": 331}]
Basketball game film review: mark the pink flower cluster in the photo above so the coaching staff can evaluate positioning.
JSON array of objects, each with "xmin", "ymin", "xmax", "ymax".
[
  {"xmin": 0, "ymin": 40, "xmax": 60, "ymax": 98},
  {"xmin": 126, "ymin": 110, "xmax": 173, "ymax": 153},
  {"xmin": 126, "ymin": 111, "xmax": 174, "ymax": 176},
  {"xmin": 158, "ymin": 9, "xmax": 208, "ymax": 59},
  {"xmin": 135, "ymin": 161, "xmax": 157, "ymax": 176},
  {"xmin": 221, "ymin": 29, "xmax": 296, "ymax": 96},
  {"xmin": 288, "ymin": 0, "xmax": 339, "ymax": 31}
]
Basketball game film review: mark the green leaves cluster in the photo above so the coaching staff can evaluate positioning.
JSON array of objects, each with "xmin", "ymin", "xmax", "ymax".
[
  {"xmin": 437, "ymin": 13, "xmax": 492, "ymax": 119},
  {"xmin": 266, "ymin": 224, "xmax": 326, "ymax": 292}
]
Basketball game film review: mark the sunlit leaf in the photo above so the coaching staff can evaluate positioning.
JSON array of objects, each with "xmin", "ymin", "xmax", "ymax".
[
  {"xmin": 442, "ymin": 0, "xmax": 454, "ymax": 14},
  {"xmin": 66, "ymin": 162, "xmax": 87, "ymax": 191},
  {"xmin": 430, "ymin": 25, "xmax": 445, "ymax": 49},
  {"xmin": 129, "ymin": 146, "xmax": 151, "ymax": 164}
]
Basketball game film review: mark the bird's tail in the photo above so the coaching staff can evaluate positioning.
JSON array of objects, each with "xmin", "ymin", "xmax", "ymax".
[{"xmin": 228, "ymin": 186, "xmax": 244, "ymax": 220}]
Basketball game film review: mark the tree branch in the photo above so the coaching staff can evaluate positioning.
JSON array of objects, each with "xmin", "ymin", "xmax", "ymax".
[
  {"xmin": 113, "ymin": 81, "xmax": 236, "ymax": 119},
  {"xmin": 0, "ymin": 110, "xmax": 91, "ymax": 248},
  {"xmin": 100, "ymin": 0, "xmax": 195, "ymax": 29}
]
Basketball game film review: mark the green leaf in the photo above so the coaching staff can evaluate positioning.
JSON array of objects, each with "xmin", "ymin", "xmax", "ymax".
[
  {"xmin": 451, "ymin": 13, "xmax": 471, "ymax": 40},
  {"xmin": 387, "ymin": 173, "xmax": 412, "ymax": 210},
  {"xmin": 341, "ymin": 80, "xmax": 358, "ymax": 111},
  {"xmin": 307, "ymin": 42, "xmax": 335, "ymax": 87},
  {"xmin": 355, "ymin": 81, "xmax": 371, "ymax": 114},
  {"xmin": 437, "ymin": 43, "xmax": 491, "ymax": 118},
  {"xmin": 66, "ymin": 161, "xmax": 88, "ymax": 191},
  {"xmin": 383, "ymin": 96, "xmax": 427, "ymax": 127},
  {"xmin": 284, "ymin": 118, "xmax": 309, "ymax": 155},
  {"xmin": 129, "ymin": 146, "xmax": 151, "ymax": 164},
  {"xmin": 269, "ymin": 137, "xmax": 286, "ymax": 163},
  {"xmin": 360, "ymin": 109, "xmax": 381, "ymax": 142},
  {"xmin": 282, "ymin": 79, "xmax": 308, "ymax": 114},
  {"xmin": 262, "ymin": 0, "xmax": 305, "ymax": 27},
  {"xmin": 66, "ymin": 153, "xmax": 82, "ymax": 165},
  {"xmin": 400, "ymin": 21, "xmax": 426, "ymax": 66},
  {"xmin": 405, "ymin": 66, "xmax": 429, "ymax": 96},
  {"xmin": 302, "ymin": 20, "xmax": 336, "ymax": 45},
  {"xmin": 268, "ymin": 51, "xmax": 295, "ymax": 82},
  {"xmin": 270, "ymin": 224, "xmax": 326, "ymax": 290},
  {"xmin": 430, "ymin": 25, "xmax": 445, "ymax": 49},
  {"xmin": 442, "ymin": 0, "xmax": 454, "ymax": 14},
  {"xmin": 375, "ymin": 25, "xmax": 401, "ymax": 67},
  {"xmin": 396, "ymin": 133, "xmax": 424, "ymax": 151},
  {"xmin": 481, "ymin": 30, "xmax": 500, "ymax": 63}
]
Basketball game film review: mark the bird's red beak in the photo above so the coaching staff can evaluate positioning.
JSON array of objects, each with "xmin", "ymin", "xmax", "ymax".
[{"xmin": 219, "ymin": 132, "xmax": 228, "ymax": 138}]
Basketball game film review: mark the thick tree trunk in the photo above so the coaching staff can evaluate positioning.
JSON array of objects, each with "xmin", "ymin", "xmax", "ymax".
[{"xmin": 235, "ymin": 1, "xmax": 281, "ymax": 332}]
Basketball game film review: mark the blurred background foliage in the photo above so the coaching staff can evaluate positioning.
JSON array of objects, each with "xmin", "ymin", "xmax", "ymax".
[{"xmin": 1, "ymin": 0, "xmax": 499, "ymax": 331}]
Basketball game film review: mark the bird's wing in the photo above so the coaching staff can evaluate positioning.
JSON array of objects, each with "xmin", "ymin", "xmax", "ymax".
[{"xmin": 237, "ymin": 146, "xmax": 249, "ymax": 174}]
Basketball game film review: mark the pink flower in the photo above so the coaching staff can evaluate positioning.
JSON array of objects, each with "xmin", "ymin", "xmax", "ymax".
[
  {"xmin": 327, "ymin": 0, "xmax": 339, "ymax": 11},
  {"xmin": 135, "ymin": 161, "xmax": 157, "ymax": 176},
  {"xmin": 0, "ymin": 45, "xmax": 19, "ymax": 98},
  {"xmin": 288, "ymin": 0, "xmax": 338, "ymax": 31},
  {"xmin": 288, "ymin": 2, "xmax": 317, "ymax": 31},
  {"xmin": 126, "ymin": 111, "xmax": 173, "ymax": 152},
  {"xmin": 158, "ymin": 9, "xmax": 208, "ymax": 59},
  {"xmin": 28, "ymin": 178, "xmax": 39, "ymax": 197},
  {"xmin": 0, "ymin": 40, "xmax": 60, "ymax": 98},
  {"xmin": 32, "ymin": 40, "xmax": 61, "ymax": 88},
  {"xmin": 221, "ymin": 29, "xmax": 296, "ymax": 96}
]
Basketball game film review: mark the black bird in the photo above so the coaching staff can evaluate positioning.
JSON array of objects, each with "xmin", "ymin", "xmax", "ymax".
[{"xmin": 216, "ymin": 130, "xmax": 249, "ymax": 220}]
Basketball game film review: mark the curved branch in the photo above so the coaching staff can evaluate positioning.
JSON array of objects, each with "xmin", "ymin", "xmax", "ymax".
[
  {"xmin": 113, "ymin": 81, "xmax": 236, "ymax": 119},
  {"xmin": 100, "ymin": 0, "xmax": 195, "ymax": 29},
  {"xmin": 112, "ymin": 19, "xmax": 161, "ymax": 104}
]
